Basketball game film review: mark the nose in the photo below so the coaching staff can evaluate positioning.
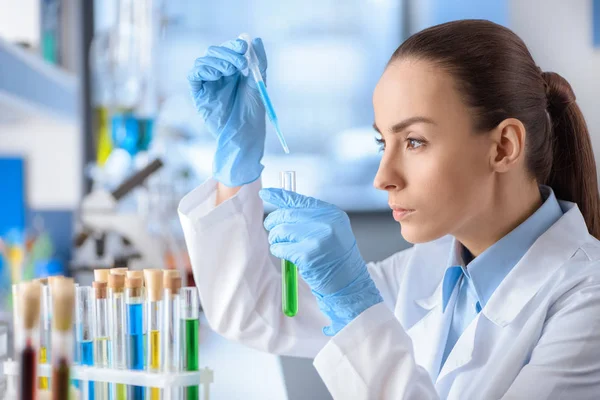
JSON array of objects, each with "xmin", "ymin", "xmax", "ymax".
[{"xmin": 373, "ymin": 152, "xmax": 405, "ymax": 191}]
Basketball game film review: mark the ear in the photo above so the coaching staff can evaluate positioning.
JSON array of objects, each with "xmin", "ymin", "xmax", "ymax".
[{"xmin": 489, "ymin": 118, "xmax": 526, "ymax": 173}]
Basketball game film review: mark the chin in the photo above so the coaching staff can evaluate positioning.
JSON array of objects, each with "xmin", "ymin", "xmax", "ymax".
[{"xmin": 399, "ymin": 223, "xmax": 447, "ymax": 244}]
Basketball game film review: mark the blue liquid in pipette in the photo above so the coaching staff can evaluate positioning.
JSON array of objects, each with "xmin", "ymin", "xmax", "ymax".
[
  {"xmin": 80, "ymin": 340, "xmax": 95, "ymax": 400},
  {"xmin": 257, "ymin": 81, "xmax": 276, "ymax": 121},
  {"xmin": 257, "ymin": 81, "xmax": 290, "ymax": 153},
  {"xmin": 127, "ymin": 303, "xmax": 145, "ymax": 400}
]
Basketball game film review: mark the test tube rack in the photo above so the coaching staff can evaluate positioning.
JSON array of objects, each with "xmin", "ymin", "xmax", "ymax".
[{"xmin": 1, "ymin": 360, "xmax": 214, "ymax": 400}]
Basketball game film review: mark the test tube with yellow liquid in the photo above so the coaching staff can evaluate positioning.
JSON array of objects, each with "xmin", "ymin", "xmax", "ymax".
[
  {"xmin": 280, "ymin": 171, "xmax": 298, "ymax": 317},
  {"xmin": 93, "ymin": 280, "xmax": 110, "ymax": 400},
  {"xmin": 146, "ymin": 270, "xmax": 163, "ymax": 400}
]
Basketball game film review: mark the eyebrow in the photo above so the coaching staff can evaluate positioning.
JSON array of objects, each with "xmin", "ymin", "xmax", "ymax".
[{"xmin": 373, "ymin": 116, "xmax": 436, "ymax": 135}]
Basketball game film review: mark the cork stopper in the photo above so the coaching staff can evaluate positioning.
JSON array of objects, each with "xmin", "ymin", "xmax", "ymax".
[
  {"xmin": 126, "ymin": 270, "xmax": 144, "ymax": 285},
  {"xmin": 20, "ymin": 281, "xmax": 42, "ymax": 330},
  {"xmin": 93, "ymin": 281, "xmax": 108, "ymax": 299},
  {"xmin": 110, "ymin": 267, "xmax": 128, "ymax": 276},
  {"xmin": 163, "ymin": 269, "xmax": 179, "ymax": 280},
  {"xmin": 94, "ymin": 269, "xmax": 110, "ymax": 283},
  {"xmin": 145, "ymin": 269, "xmax": 163, "ymax": 301},
  {"xmin": 51, "ymin": 278, "xmax": 75, "ymax": 332},
  {"xmin": 47, "ymin": 275, "xmax": 64, "ymax": 288},
  {"xmin": 108, "ymin": 273, "xmax": 125, "ymax": 293},
  {"xmin": 125, "ymin": 276, "xmax": 143, "ymax": 297},
  {"xmin": 164, "ymin": 276, "xmax": 182, "ymax": 295},
  {"xmin": 36, "ymin": 277, "xmax": 48, "ymax": 285},
  {"xmin": 126, "ymin": 276, "xmax": 143, "ymax": 288}
]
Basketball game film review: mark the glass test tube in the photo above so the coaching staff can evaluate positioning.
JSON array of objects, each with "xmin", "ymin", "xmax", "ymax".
[
  {"xmin": 94, "ymin": 281, "xmax": 111, "ymax": 399},
  {"xmin": 280, "ymin": 171, "xmax": 299, "ymax": 317},
  {"xmin": 18, "ymin": 281, "xmax": 42, "ymax": 400},
  {"xmin": 51, "ymin": 279, "xmax": 75, "ymax": 400},
  {"xmin": 146, "ymin": 270, "xmax": 163, "ymax": 400},
  {"xmin": 126, "ymin": 277, "xmax": 145, "ymax": 400},
  {"xmin": 12, "ymin": 283, "xmax": 20, "ymax": 349},
  {"xmin": 129, "ymin": 270, "xmax": 147, "ymax": 370},
  {"xmin": 182, "ymin": 287, "xmax": 199, "ymax": 400},
  {"xmin": 39, "ymin": 284, "xmax": 52, "ymax": 389},
  {"xmin": 109, "ymin": 273, "xmax": 128, "ymax": 400},
  {"xmin": 163, "ymin": 275, "xmax": 181, "ymax": 400},
  {"xmin": 76, "ymin": 286, "xmax": 95, "ymax": 399}
]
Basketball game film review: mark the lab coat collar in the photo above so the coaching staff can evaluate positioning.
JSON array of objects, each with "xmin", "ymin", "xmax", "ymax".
[
  {"xmin": 483, "ymin": 200, "xmax": 588, "ymax": 326},
  {"xmin": 414, "ymin": 200, "xmax": 590, "ymax": 327},
  {"xmin": 441, "ymin": 186, "xmax": 563, "ymax": 312}
]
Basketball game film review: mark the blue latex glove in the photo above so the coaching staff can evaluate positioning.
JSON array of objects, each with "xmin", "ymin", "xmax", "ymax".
[
  {"xmin": 260, "ymin": 188, "xmax": 383, "ymax": 336},
  {"xmin": 188, "ymin": 38, "xmax": 268, "ymax": 187}
]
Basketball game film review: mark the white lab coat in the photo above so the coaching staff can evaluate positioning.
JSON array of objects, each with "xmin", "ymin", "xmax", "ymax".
[{"xmin": 179, "ymin": 178, "xmax": 600, "ymax": 399}]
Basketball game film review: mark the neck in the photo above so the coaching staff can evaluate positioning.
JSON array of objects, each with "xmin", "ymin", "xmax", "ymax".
[{"xmin": 455, "ymin": 178, "xmax": 542, "ymax": 257}]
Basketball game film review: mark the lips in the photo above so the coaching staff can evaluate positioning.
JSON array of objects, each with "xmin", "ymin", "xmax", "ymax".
[{"xmin": 390, "ymin": 205, "xmax": 415, "ymax": 221}]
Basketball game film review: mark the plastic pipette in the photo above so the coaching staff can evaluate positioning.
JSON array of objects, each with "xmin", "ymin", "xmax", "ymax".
[{"xmin": 238, "ymin": 33, "xmax": 290, "ymax": 154}]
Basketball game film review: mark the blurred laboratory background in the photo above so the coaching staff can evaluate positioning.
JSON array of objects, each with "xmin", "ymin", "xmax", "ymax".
[{"xmin": 0, "ymin": 0, "xmax": 599, "ymax": 398}]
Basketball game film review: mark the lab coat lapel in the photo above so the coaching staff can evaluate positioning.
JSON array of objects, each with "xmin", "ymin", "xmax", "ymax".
[
  {"xmin": 408, "ymin": 280, "xmax": 452, "ymax": 382},
  {"xmin": 436, "ymin": 313, "xmax": 479, "ymax": 382}
]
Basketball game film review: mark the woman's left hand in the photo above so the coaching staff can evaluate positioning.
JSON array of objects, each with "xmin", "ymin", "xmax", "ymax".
[{"xmin": 259, "ymin": 188, "xmax": 383, "ymax": 335}]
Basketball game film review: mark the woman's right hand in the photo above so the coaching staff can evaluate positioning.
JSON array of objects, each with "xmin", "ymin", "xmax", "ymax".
[{"xmin": 188, "ymin": 38, "xmax": 268, "ymax": 187}]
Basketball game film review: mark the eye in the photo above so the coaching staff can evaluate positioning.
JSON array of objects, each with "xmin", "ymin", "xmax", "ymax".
[
  {"xmin": 375, "ymin": 137, "xmax": 386, "ymax": 152},
  {"xmin": 406, "ymin": 137, "xmax": 425, "ymax": 150}
]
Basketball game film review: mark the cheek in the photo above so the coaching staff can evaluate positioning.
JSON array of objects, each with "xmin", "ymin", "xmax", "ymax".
[{"xmin": 400, "ymin": 140, "xmax": 490, "ymax": 242}]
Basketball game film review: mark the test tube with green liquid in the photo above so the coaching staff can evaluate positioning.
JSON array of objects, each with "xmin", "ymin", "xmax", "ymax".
[
  {"xmin": 281, "ymin": 171, "xmax": 298, "ymax": 317},
  {"xmin": 181, "ymin": 287, "xmax": 199, "ymax": 400}
]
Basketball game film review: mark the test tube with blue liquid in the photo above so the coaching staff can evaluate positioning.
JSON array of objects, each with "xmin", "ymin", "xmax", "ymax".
[
  {"xmin": 126, "ymin": 276, "xmax": 145, "ymax": 400},
  {"xmin": 238, "ymin": 33, "xmax": 290, "ymax": 154},
  {"xmin": 76, "ymin": 286, "xmax": 95, "ymax": 399}
]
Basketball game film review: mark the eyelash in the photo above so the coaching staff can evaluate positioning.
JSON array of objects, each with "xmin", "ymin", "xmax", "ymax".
[{"xmin": 375, "ymin": 137, "xmax": 426, "ymax": 152}]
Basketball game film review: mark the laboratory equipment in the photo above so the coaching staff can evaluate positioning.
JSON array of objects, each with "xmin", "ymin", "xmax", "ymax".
[
  {"xmin": 18, "ymin": 281, "xmax": 42, "ymax": 400},
  {"xmin": 145, "ymin": 269, "xmax": 163, "ymax": 400},
  {"xmin": 76, "ymin": 286, "xmax": 95, "ymax": 399},
  {"xmin": 41, "ymin": 0, "xmax": 61, "ymax": 64},
  {"xmin": 125, "ymin": 276, "xmax": 145, "ymax": 399},
  {"xmin": 238, "ymin": 33, "xmax": 290, "ymax": 154},
  {"xmin": 3, "ymin": 360, "xmax": 214, "ymax": 399},
  {"xmin": 163, "ymin": 274, "xmax": 181, "ymax": 400},
  {"xmin": 280, "ymin": 171, "xmax": 298, "ymax": 317},
  {"xmin": 40, "ymin": 284, "xmax": 52, "ymax": 389},
  {"xmin": 108, "ymin": 273, "xmax": 128, "ymax": 400},
  {"xmin": 181, "ymin": 287, "xmax": 199, "ymax": 400},
  {"xmin": 73, "ymin": 159, "xmax": 164, "ymax": 271},
  {"xmin": 93, "ymin": 281, "xmax": 110, "ymax": 399},
  {"xmin": 51, "ymin": 278, "xmax": 75, "ymax": 400}
]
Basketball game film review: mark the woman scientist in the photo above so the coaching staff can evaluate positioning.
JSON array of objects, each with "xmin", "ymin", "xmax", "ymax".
[{"xmin": 179, "ymin": 20, "xmax": 600, "ymax": 399}]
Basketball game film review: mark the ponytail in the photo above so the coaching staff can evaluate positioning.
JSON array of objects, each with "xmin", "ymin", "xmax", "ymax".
[{"xmin": 543, "ymin": 72, "xmax": 600, "ymax": 239}]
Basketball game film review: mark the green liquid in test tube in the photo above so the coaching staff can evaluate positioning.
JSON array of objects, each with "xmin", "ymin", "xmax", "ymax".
[
  {"xmin": 182, "ymin": 287, "xmax": 200, "ymax": 400},
  {"xmin": 281, "ymin": 171, "xmax": 298, "ymax": 317}
]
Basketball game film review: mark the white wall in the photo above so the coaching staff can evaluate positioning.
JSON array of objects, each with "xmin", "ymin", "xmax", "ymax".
[
  {"xmin": 0, "ymin": 0, "xmax": 39, "ymax": 45},
  {"xmin": 509, "ymin": 0, "xmax": 600, "ymax": 168},
  {"xmin": 0, "ymin": 116, "xmax": 81, "ymax": 209}
]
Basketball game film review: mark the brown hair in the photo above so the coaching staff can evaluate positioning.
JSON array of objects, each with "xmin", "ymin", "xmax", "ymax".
[{"xmin": 390, "ymin": 19, "xmax": 600, "ymax": 238}]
